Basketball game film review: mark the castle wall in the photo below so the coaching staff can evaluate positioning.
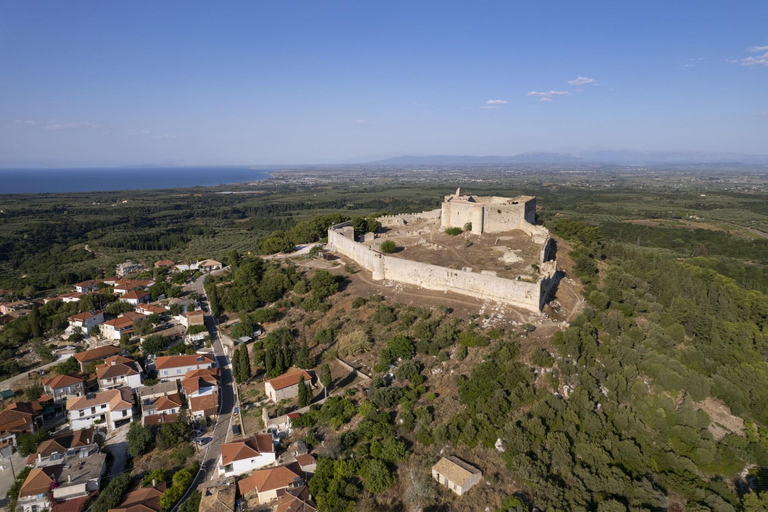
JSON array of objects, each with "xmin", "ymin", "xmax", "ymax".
[
  {"xmin": 328, "ymin": 226, "xmax": 544, "ymax": 313},
  {"xmin": 441, "ymin": 197, "xmax": 536, "ymax": 235},
  {"xmin": 441, "ymin": 202, "xmax": 482, "ymax": 234},
  {"xmin": 379, "ymin": 209, "xmax": 441, "ymax": 228}
]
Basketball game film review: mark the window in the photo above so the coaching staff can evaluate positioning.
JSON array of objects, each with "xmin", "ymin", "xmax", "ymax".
[{"xmin": 176, "ymin": 369, "xmax": 182, "ymax": 374}]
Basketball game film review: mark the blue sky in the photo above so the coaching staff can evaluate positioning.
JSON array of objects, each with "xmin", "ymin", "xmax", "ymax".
[{"xmin": 0, "ymin": 0, "xmax": 766, "ymax": 166}]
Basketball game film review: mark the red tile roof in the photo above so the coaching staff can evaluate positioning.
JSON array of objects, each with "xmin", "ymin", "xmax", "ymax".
[
  {"xmin": 237, "ymin": 462, "xmax": 302, "ymax": 497},
  {"xmin": 121, "ymin": 290, "xmax": 150, "ymax": 301},
  {"xmin": 109, "ymin": 482, "xmax": 167, "ymax": 512},
  {"xmin": 43, "ymin": 374, "xmax": 84, "ymax": 389},
  {"xmin": 73, "ymin": 345, "xmax": 120, "ymax": 363},
  {"xmin": 96, "ymin": 356, "xmax": 141, "ymax": 380},
  {"xmin": 266, "ymin": 369, "xmax": 312, "ymax": 391},
  {"xmin": 189, "ymin": 392, "xmax": 218, "ymax": 415},
  {"xmin": 68, "ymin": 310, "xmax": 103, "ymax": 322},
  {"xmin": 220, "ymin": 434, "xmax": 273, "ymax": 465},
  {"xmin": 156, "ymin": 353, "xmax": 215, "ymax": 370}
]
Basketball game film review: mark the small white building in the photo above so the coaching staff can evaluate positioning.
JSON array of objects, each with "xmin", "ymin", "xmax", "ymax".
[
  {"xmin": 180, "ymin": 309, "xmax": 205, "ymax": 328},
  {"xmin": 432, "ymin": 456, "xmax": 482, "ymax": 496},
  {"xmin": 156, "ymin": 353, "xmax": 216, "ymax": 381},
  {"xmin": 119, "ymin": 289, "xmax": 151, "ymax": 306},
  {"xmin": 95, "ymin": 355, "xmax": 143, "ymax": 390},
  {"xmin": 74, "ymin": 280, "xmax": 99, "ymax": 293},
  {"xmin": 198, "ymin": 259, "xmax": 223, "ymax": 273},
  {"xmin": 68, "ymin": 310, "xmax": 105, "ymax": 335},
  {"xmin": 116, "ymin": 260, "xmax": 145, "ymax": 277},
  {"xmin": 66, "ymin": 387, "xmax": 135, "ymax": 431},
  {"xmin": 218, "ymin": 434, "xmax": 276, "ymax": 477},
  {"xmin": 264, "ymin": 369, "xmax": 313, "ymax": 403}
]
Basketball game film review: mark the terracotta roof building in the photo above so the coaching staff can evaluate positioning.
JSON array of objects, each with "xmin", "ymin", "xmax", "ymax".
[
  {"xmin": 27, "ymin": 428, "xmax": 96, "ymax": 465},
  {"xmin": 264, "ymin": 369, "xmax": 313, "ymax": 403},
  {"xmin": 96, "ymin": 355, "xmax": 143, "ymax": 390},
  {"xmin": 42, "ymin": 373, "xmax": 85, "ymax": 403},
  {"xmin": 219, "ymin": 434, "xmax": 276, "ymax": 477},
  {"xmin": 198, "ymin": 478, "xmax": 237, "ymax": 512},
  {"xmin": 0, "ymin": 401, "xmax": 43, "ymax": 449},
  {"xmin": 108, "ymin": 482, "xmax": 166, "ymax": 512},
  {"xmin": 154, "ymin": 259, "xmax": 175, "ymax": 268},
  {"xmin": 73, "ymin": 345, "xmax": 120, "ymax": 372},
  {"xmin": 66, "ymin": 387, "xmax": 134, "ymax": 432},
  {"xmin": 275, "ymin": 485, "xmax": 317, "ymax": 512},
  {"xmin": 237, "ymin": 462, "xmax": 304, "ymax": 506},
  {"xmin": 156, "ymin": 353, "xmax": 215, "ymax": 381}
]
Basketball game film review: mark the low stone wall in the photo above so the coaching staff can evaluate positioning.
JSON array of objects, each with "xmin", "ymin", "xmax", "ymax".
[{"xmin": 328, "ymin": 225, "xmax": 558, "ymax": 313}]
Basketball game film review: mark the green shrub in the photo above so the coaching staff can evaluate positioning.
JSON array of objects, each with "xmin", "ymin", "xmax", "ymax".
[
  {"xmin": 380, "ymin": 240, "xmax": 397, "ymax": 253},
  {"xmin": 445, "ymin": 227, "xmax": 463, "ymax": 236}
]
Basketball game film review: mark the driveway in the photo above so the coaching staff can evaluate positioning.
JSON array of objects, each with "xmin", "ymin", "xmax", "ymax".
[
  {"xmin": 0, "ymin": 353, "xmax": 74, "ymax": 392},
  {"xmin": 104, "ymin": 424, "xmax": 129, "ymax": 477}
]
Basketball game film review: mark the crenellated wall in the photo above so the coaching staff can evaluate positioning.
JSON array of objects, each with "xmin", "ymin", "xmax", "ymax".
[{"xmin": 328, "ymin": 224, "xmax": 558, "ymax": 313}]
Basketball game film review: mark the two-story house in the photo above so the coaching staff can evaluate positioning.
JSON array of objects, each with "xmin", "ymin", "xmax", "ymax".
[
  {"xmin": 17, "ymin": 446, "xmax": 106, "ymax": 512},
  {"xmin": 0, "ymin": 401, "xmax": 43, "ymax": 450},
  {"xmin": 181, "ymin": 368, "xmax": 220, "ymax": 419},
  {"xmin": 66, "ymin": 387, "xmax": 134, "ymax": 431},
  {"xmin": 26, "ymin": 428, "xmax": 96, "ymax": 466},
  {"xmin": 141, "ymin": 393, "xmax": 183, "ymax": 426},
  {"xmin": 73, "ymin": 345, "xmax": 120, "ymax": 372},
  {"xmin": 74, "ymin": 280, "xmax": 99, "ymax": 293},
  {"xmin": 96, "ymin": 355, "xmax": 143, "ymax": 390},
  {"xmin": 67, "ymin": 310, "xmax": 105, "ymax": 336},
  {"xmin": 156, "ymin": 354, "xmax": 216, "ymax": 381},
  {"xmin": 119, "ymin": 289, "xmax": 151, "ymax": 306},
  {"xmin": 237, "ymin": 462, "xmax": 305, "ymax": 506},
  {"xmin": 101, "ymin": 311, "xmax": 144, "ymax": 341},
  {"xmin": 218, "ymin": 434, "xmax": 276, "ymax": 477},
  {"xmin": 42, "ymin": 374, "xmax": 85, "ymax": 403},
  {"xmin": 179, "ymin": 309, "xmax": 205, "ymax": 328}
]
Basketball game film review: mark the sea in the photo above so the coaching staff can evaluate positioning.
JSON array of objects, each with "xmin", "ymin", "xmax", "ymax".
[{"xmin": 0, "ymin": 167, "xmax": 272, "ymax": 194}]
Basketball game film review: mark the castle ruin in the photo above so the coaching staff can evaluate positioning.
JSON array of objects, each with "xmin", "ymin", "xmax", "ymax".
[{"xmin": 328, "ymin": 190, "xmax": 560, "ymax": 314}]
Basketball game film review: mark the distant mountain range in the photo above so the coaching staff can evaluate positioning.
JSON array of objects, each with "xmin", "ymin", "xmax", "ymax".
[{"xmin": 368, "ymin": 151, "xmax": 768, "ymax": 166}]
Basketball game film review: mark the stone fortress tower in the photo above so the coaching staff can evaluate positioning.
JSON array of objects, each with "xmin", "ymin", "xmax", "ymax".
[{"xmin": 441, "ymin": 188, "xmax": 537, "ymax": 235}]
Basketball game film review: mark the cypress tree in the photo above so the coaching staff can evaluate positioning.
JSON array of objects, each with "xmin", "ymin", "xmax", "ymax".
[
  {"xmin": 297, "ymin": 339, "xmax": 313, "ymax": 369},
  {"xmin": 298, "ymin": 375, "xmax": 310, "ymax": 407},
  {"xmin": 238, "ymin": 345, "xmax": 251, "ymax": 382}
]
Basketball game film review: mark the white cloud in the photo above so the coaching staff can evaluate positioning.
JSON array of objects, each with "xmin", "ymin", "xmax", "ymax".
[
  {"xmin": 355, "ymin": 119, "xmax": 367, "ymax": 124},
  {"xmin": 567, "ymin": 76, "xmax": 598, "ymax": 86},
  {"xmin": 683, "ymin": 63, "xmax": 694, "ymax": 68},
  {"xmin": 757, "ymin": 111, "xmax": 768, "ymax": 118},
  {"xmin": 527, "ymin": 90, "xmax": 570, "ymax": 102},
  {"xmin": 737, "ymin": 45, "xmax": 768, "ymax": 67},
  {"xmin": 14, "ymin": 119, "xmax": 100, "ymax": 130},
  {"xmin": 485, "ymin": 99, "xmax": 507, "ymax": 105}
]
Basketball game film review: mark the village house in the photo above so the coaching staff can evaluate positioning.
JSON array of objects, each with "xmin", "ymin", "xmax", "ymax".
[
  {"xmin": 73, "ymin": 345, "xmax": 120, "ymax": 372},
  {"xmin": 237, "ymin": 462, "xmax": 304, "ymax": 506},
  {"xmin": 108, "ymin": 482, "xmax": 167, "ymax": 512},
  {"xmin": 179, "ymin": 309, "xmax": 205, "ymax": 328},
  {"xmin": 16, "ymin": 446, "xmax": 106, "ymax": 512},
  {"xmin": 218, "ymin": 434, "xmax": 276, "ymax": 477},
  {"xmin": 432, "ymin": 456, "xmax": 482, "ymax": 496},
  {"xmin": 56, "ymin": 291, "xmax": 84, "ymax": 303},
  {"xmin": 264, "ymin": 369, "xmax": 313, "ymax": 403},
  {"xmin": 274, "ymin": 486, "xmax": 317, "ymax": 512},
  {"xmin": 101, "ymin": 311, "xmax": 144, "ymax": 341},
  {"xmin": 68, "ymin": 309, "xmax": 105, "ymax": 335},
  {"xmin": 96, "ymin": 355, "xmax": 143, "ymax": 390},
  {"xmin": 74, "ymin": 280, "xmax": 99, "ymax": 293},
  {"xmin": 115, "ymin": 260, "xmax": 145, "ymax": 277},
  {"xmin": 173, "ymin": 262, "xmax": 199, "ymax": 272},
  {"xmin": 66, "ymin": 387, "xmax": 134, "ymax": 431},
  {"xmin": 296, "ymin": 454, "xmax": 317, "ymax": 474},
  {"xmin": 103, "ymin": 276, "xmax": 120, "ymax": 286},
  {"xmin": 154, "ymin": 259, "xmax": 175, "ymax": 268},
  {"xmin": 119, "ymin": 289, "xmax": 151, "ymax": 306},
  {"xmin": 156, "ymin": 353, "xmax": 216, "ymax": 381},
  {"xmin": 136, "ymin": 303, "xmax": 167, "ymax": 316},
  {"xmin": 26, "ymin": 428, "xmax": 97, "ymax": 465},
  {"xmin": 140, "ymin": 392, "xmax": 182, "ymax": 426},
  {"xmin": 42, "ymin": 374, "xmax": 85, "ymax": 403},
  {"xmin": 113, "ymin": 279, "xmax": 154, "ymax": 295},
  {"xmin": 0, "ymin": 300, "xmax": 32, "ymax": 316},
  {"xmin": 181, "ymin": 368, "xmax": 220, "ymax": 419},
  {"xmin": 0, "ymin": 401, "xmax": 43, "ymax": 450},
  {"xmin": 198, "ymin": 259, "xmax": 223, "ymax": 273},
  {"xmin": 198, "ymin": 478, "xmax": 237, "ymax": 512}
]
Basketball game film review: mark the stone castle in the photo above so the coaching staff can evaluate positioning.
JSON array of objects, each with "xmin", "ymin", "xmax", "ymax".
[{"xmin": 327, "ymin": 190, "xmax": 560, "ymax": 314}]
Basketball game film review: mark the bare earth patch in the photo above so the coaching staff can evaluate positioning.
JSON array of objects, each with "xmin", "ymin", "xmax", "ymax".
[{"xmin": 695, "ymin": 397, "xmax": 745, "ymax": 440}]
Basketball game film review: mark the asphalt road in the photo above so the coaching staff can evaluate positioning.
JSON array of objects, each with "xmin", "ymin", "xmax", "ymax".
[{"xmin": 173, "ymin": 272, "xmax": 236, "ymax": 510}]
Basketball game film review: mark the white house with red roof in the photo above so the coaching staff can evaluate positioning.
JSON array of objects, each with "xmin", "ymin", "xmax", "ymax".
[
  {"xmin": 264, "ymin": 369, "xmax": 313, "ymax": 403},
  {"xmin": 119, "ymin": 289, "xmax": 151, "ymax": 306},
  {"xmin": 218, "ymin": 434, "xmax": 276, "ymax": 477},
  {"xmin": 101, "ymin": 311, "xmax": 144, "ymax": 340},
  {"xmin": 136, "ymin": 303, "xmax": 166, "ymax": 316},
  {"xmin": 181, "ymin": 368, "xmax": 220, "ymax": 419},
  {"xmin": 68, "ymin": 310, "xmax": 105, "ymax": 335},
  {"xmin": 156, "ymin": 353, "xmax": 216, "ymax": 381},
  {"xmin": 96, "ymin": 355, "xmax": 143, "ymax": 390},
  {"xmin": 66, "ymin": 387, "xmax": 135, "ymax": 431},
  {"xmin": 74, "ymin": 280, "xmax": 99, "ymax": 293},
  {"xmin": 42, "ymin": 374, "xmax": 85, "ymax": 403}
]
